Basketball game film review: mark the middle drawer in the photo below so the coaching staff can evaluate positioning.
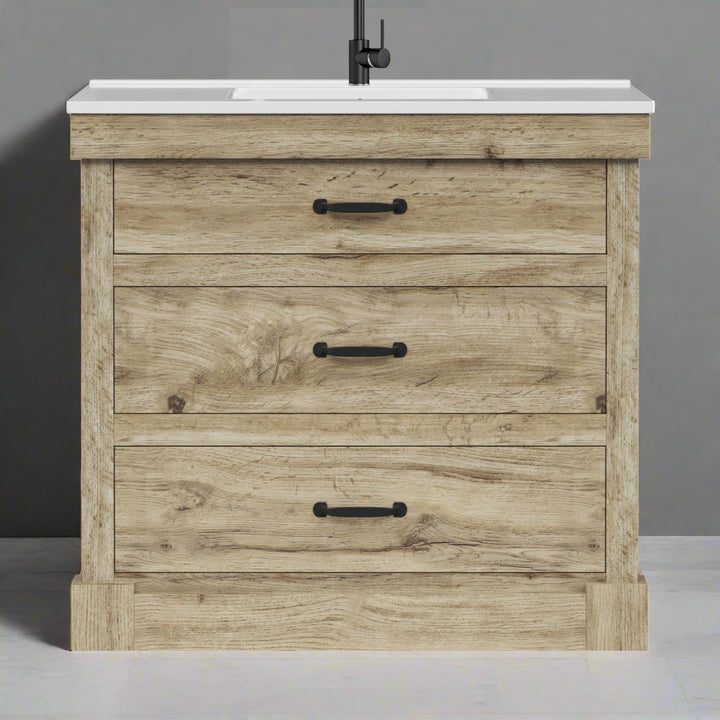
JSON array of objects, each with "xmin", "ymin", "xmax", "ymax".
[{"xmin": 114, "ymin": 286, "xmax": 605, "ymax": 414}]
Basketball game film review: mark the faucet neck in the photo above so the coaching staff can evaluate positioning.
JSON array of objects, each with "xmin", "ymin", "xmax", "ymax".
[{"xmin": 354, "ymin": 0, "xmax": 365, "ymax": 40}]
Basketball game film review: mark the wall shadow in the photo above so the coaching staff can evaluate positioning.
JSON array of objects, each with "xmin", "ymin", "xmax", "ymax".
[{"xmin": 1, "ymin": 108, "xmax": 81, "ymax": 537}]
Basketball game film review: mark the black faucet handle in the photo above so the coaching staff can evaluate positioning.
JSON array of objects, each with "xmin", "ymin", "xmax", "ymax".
[
  {"xmin": 366, "ymin": 47, "xmax": 391, "ymax": 69},
  {"xmin": 364, "ymin": 19, "xmax": 390, "ymax": 69},
  {"xmin": 349, "ymin": 9, "xmax": 390, "ymax": 82}
]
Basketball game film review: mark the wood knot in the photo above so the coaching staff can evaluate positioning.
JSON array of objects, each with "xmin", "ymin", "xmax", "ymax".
[
  {"xmin": 168, "ymin": 395, "xmax": 186, "ymax": 414},
  {"xmin": 160, "ymin": 541, "xmax": 172, "ymax": 551},
  {"xmin": 485, "ymin": 144, "xmax": 502, "ymax": 160},
  {"xmin": 595, "ymin": 394, "xmax": 607, "ymax": 414}
]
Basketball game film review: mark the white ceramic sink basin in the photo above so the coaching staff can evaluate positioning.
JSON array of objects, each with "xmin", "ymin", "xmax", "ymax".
[
  {"xmin": 66, "ymin": 80, "xmax": 655, "ymax": 114},
  {"xmin": 229, "ymin": 84, "xmax": 490, "ymax": 102}
]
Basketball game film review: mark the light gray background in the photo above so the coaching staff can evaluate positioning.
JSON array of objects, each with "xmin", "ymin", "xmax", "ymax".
[{"xmin": 1, "ymin": 0, "xmax": 718, "ymax": 536}]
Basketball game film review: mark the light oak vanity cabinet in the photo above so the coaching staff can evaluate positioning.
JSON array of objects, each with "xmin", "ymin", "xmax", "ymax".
[{"xmin": 70, "ymin": 112, "xmax": 650, "ymax": 651}]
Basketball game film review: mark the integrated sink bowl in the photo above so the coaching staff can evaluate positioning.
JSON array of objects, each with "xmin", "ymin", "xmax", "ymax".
[{"xmin": 228, "ymin": 84, "xmax": 491, "ymax": 102}]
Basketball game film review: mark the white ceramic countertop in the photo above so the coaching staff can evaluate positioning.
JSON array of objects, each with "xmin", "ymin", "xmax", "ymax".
[{"xmin": 66, "ymin": 79, "xmax": 655, "ymax": 114}]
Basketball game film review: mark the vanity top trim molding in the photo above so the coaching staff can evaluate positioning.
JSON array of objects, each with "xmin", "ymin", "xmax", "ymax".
[{"xmin": 70, "ymin": 113, "xmax": 650, "ymax": 160}]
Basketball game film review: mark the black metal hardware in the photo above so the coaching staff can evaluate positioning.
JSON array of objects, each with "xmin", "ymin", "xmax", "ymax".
[
  {"xmin": 354, "ymin": 0, "xmax": 365, "ymax": 39},
  {"xmin": 313, "ymin": 341, "xmax": 407, "ymax": 358},
  {"xmin": 313, "ymin": 501, "xmax": 407, "ymax": 518},
  {"xmin": 313, "ymin": 198, "xmax": 407, "ymax": 215},
  {"xmin": 350, "ymin": 0, "xmax": 390, "ymax": 84}
]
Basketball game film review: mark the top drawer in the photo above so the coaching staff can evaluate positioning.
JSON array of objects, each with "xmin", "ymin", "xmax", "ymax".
[{"xmin": 114, "ymin": 160, "xmax": 606, "ymax": 254}]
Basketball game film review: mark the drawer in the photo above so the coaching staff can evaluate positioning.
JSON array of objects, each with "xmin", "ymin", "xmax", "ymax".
[
  {"xmin": 114, "ymin": 446, "xmax": 606, "ymax": 573},
  {"xmin": 114, "ymin": 160, "xmax": 606, "ymax": 254},
  {"xmin": 114, "ymin": 286, "xmax": 606, "ymax": 414}
]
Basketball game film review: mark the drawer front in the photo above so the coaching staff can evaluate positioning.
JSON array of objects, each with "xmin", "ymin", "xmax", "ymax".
[
  {"xmin": 114, "ymin": 160, "xmax": 606, "ymax": 254},
  {"xmin": 114, "ymin": 287, "xmax": 606, "ymax": 414},
  {"xmin": 115, "ymin": 446, "xmax": 606, "ymax": 573}
]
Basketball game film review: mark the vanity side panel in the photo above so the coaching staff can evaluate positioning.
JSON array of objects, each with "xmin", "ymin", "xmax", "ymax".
[
  {"xmin": 606, "ymin": 160, "xmax": 640, "ymax": 583},
  {"xmin": 80, "ymin": 160, "xmax": 115, "ymax": 583}
]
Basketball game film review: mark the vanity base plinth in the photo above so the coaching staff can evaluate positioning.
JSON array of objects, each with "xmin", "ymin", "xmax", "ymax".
[
  {"xmin": 71, "ymin": 573, "xmax": 647, "ymax": 651},
  {"xmin": 70, "ymin": 577, "xmax": 134, "ymax": 651},
  {"xmin": 586, "ymin": 576, "xmax": 649, "ymax": 650}
]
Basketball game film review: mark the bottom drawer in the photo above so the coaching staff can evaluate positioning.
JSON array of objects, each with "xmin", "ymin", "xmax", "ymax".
[{"xmin": 115, "ymin": 446, "xmax": 605, "ymax": 573}]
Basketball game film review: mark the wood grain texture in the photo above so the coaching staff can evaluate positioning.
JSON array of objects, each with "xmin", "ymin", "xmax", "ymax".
[
  {"xmin": 80, "ymin": 160, "xmax": 114, "ymax": 583},
  {"xmin": 114, "ymin": 287, "xmax": 606, "ymax": 414},
  {"xmin": 113, "ymin": 413, "xmax": 607, "ymax": 446},
  {"xmin": 114, "ymin": 253, "xmax": 607, "ymax": 287},
  {"xmin": 114, "ymin": 159, "xmax": 606, "ymax": 254},
  {"xmin": 115, "ymin": 446, "xmax": 605, "ymax": 573},
  {"xmin": 71, "ymin": 113, "xmax": 650, "ymax": 160},
  {"xmin": 70, "ymin": 576, "xmax": 134, "ymax": 651},
  {"xmin": 122, "ymin": 571, "xmax": 603, "ymax": 593},
  {"xmin": 586, "ymin": 576, "xmax": 648, "ymax": 650},
  {"xmin": 606, "ymin": 161, "xmax": 640, "ymax": 583},
  {"xmin": 131, "ymin": 572, "xmax": 588, "ymax": 650}
]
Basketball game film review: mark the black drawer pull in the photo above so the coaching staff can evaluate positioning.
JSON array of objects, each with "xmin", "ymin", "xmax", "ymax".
[
  {"xmin": 313, "ymin": 198, "xmax": 407, "ymax": 215},
  {"xmin": 313, "ymin": 341, "xmax": 407, "ymax": 358},
  {"xmin": 313, "ymin": 502, "xmax": 407, "ymax": 518}
]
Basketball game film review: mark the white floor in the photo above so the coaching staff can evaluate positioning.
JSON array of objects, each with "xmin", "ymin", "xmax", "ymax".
[{"xmin": 0, "ymin": 538, "xmax": 718, "ymax": 719}]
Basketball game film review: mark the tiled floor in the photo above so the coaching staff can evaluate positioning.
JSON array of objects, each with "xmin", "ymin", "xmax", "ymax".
[{"xmin": 0, "ymin": 537, "xmax": 718, "ymax": 719}]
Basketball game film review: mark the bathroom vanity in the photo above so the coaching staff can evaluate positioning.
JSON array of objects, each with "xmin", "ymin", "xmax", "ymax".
[{"xmin": 67, "ymin": 79, "xmax": 654, "ymax": 650}]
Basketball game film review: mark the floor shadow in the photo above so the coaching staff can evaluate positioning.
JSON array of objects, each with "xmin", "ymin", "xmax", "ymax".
[
  {"xmin": 1, "ymin": 108, "xmax": 81, "ymax": 537},
  {"xmin": 0, "ymin": 574, "xmax": 73, "ymax": 650}
]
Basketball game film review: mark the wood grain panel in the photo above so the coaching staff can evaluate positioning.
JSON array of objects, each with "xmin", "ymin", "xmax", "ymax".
[
  {"xmin": 114, "ymin": 413, "xmax": 607, "ymax": 446},
  {"xmin": 80, "ymin": 160, "xmax": 114, "ymax": 583},
  {"xmin": 70, "ymin": 577, "xmax": 134, "ymax": 651},
  {"xmin": 586, "ymin": 576, "xmax": 648, "ymax": 650},
  {"xmin": 71, "ymin": 113, "xmax": 651, "ymax": 160},
  {"xmin": 131, "ymin": 572, "xmax": 588, "ymax": 650},
  {"xmin": 115, "ymin": 446, "xmax": 605, "ymax": 573},
  {"xmin": 113, "ymin": 160, "xmax": 606, "ymax": 254},
  {"xmin": 114, "ymin": 287, "xmax": 606, "ymax": 414},
  {"xmin": 114, "ymin": 253, "xmax": 607, "ymax": 287},
  {"xmin": 606, "ymin": 161, "xmax": 640, "ymax": 583}
]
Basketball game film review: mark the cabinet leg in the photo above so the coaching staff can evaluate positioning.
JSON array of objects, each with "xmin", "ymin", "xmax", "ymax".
[
  {"xmin": 586, "ymin": 574, "xmax": 648, "ymax": 650},
  {"xmin": 70, "ymin": 576, "xmax": 134, "ymax": 650}
]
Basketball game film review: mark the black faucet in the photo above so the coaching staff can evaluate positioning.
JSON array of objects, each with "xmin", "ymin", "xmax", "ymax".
[{"xmin": 349, "ymin": 0, "xmax": 390, "ymax": 85}]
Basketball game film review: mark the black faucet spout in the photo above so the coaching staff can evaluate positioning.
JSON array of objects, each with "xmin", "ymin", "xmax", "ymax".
[{"xmin": 354, "ymin": 0, "xmax": 365, "ymax": 39}]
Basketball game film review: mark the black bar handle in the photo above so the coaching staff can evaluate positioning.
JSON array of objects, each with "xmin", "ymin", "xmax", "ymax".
[
  {"xmin": 313, "ymin": 198, "xmax": 407, "ymax": 215},
  {"xmin": 313, "ymin": 341, "xmax": 407, "ymax": 358},
  {"xmin": 314, "ymin": 502, "xmax": 407, "ymax": 518}
]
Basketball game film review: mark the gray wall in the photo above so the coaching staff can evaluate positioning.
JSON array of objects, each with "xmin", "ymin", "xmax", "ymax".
[{"xmin": 1, "ymin": 0, "xmax": 718, "ymax": 536}]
